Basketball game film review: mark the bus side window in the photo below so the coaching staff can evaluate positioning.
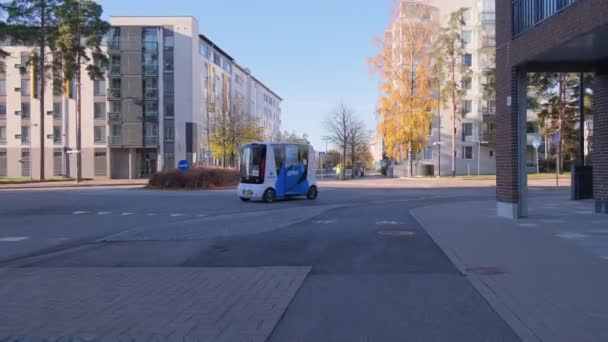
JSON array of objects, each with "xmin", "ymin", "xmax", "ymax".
[
  {"xmin": 299, "ymin": 145, "xmax": 309, "ymax": 174},
  {"xmin": 274, "ymin": 146, "xmax": 285, "ymax": 173},
  {"xmin": 285, "ymin": 145, "xmax": 298, "ymax": 168}
]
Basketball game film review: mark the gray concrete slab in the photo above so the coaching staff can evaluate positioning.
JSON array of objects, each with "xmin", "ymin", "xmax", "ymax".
[{"xmin": 0, "ymin": 267, "xmax": 310, "ymax": 341}]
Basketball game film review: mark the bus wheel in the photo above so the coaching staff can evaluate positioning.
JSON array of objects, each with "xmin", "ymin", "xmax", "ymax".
[
  {"xmin": 240, "ymin": 197, "xmax": 250, "ymax": 202},
  {"xmin": 263, "ymin": 188, "xmax": 276, "ymax": 203},
  {"xmin": 307, "ymin": 186, "xmax": 318, "ymax": 200}
]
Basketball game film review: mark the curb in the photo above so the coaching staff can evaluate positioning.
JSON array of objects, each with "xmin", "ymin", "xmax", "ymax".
[
  {"xmin": 0, "ymin": 182, "xmax": 147, "ymax": 190},
  {"xmin": 410, "ymin": 205, "xmax": 541, "ymax": 342}
]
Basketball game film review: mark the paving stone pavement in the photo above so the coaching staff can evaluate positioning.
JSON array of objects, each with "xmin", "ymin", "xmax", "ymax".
[{"xmin": 0, "ymin": 267, "xmax": 311, "ymax": 341}]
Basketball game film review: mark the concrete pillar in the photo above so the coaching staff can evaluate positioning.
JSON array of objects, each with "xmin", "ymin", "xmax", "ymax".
[
  {"xmin": 594, "ymin": 72, "xmax": 608, "ymax": 213},
  {"xmin": 128, "ymin": 148, "xmax": 133, "ymax": 180},
  {"xmin": 496, "ymin": 63, "xmax": 527, "ymax": 218}
]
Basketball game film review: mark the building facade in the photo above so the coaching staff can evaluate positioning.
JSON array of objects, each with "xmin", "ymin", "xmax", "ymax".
[
  {"xmin": 496, "ymin": 0, "xmax": 608, "ymax": 217},
  {"xmin": 0, "ymin": 16, "xmax": 282, "ymax": 179},
  {"xmin": 384, "ymin": 0, "xmax": 497, "ymax": 176}
]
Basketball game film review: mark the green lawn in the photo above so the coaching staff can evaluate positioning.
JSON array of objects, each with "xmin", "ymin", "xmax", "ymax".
[{"xmin": 458, "ymin": 172, "xmax": 571, "ymax": 180}]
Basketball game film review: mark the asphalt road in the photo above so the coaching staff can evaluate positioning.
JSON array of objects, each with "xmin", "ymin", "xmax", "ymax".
[{"xmin": 0, "ymin": 182, "xmax": 520, "ymax": 341}]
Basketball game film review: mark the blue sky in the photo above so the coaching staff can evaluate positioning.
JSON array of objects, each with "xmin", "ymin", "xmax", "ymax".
[{"xmin": 99, "ymin": 0, "xmax": 391, "ymax": 150}]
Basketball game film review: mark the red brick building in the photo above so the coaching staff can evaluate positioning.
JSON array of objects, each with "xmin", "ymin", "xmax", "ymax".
[{"xmin": 496, "ymin": 0, "xmax": 608, "ymax": 218}]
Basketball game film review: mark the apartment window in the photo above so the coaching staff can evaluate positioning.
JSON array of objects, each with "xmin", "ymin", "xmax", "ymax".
[
  {"xmin": 110, "ymin": 124, "xmax": 121, "ymax": 137},
  {"xmin": 94, "ymin": 102, "xmax": 106, "ymax": 119},
  {"xmin": 0, "ymin": 79, "xmax": 5, "ymax": 95},
  {"xmin": 489, "ymin": 150, "xmax": 494, "ymax": 158},
  {"xmin": 163, "ymin": 53, "xmax": 174, "ymax": 73},
  {"xmin": 462, "ymin": 146, "xmax": 473, "ymax": 160},
  {"xmin": 463, "ymin": 54, "xmax": 472, "ymax": 67},
  {"xmin": 222, "ymin": 59, "xmax": 232, "ymax": 73},
  {"xmin": 21, "ymin": 102, "xmax": 30, "ymax": 118},
  {"xmin": 92, "ymin": 79, "xmax": 106, "ymax": 96},
  {"xmin": 461, "ymin": 30, "xmax": 472, "ymax": 45},
  {"xmin": 21, "ymin": 79, "xmax": 30, "ymax": 95},
  {"xmin": 53, "ymin": 102, "xmax": 62, "ymax": 119},
  {"xmin": 213, "ymin": 52, "xmax": 221, "ymax": 66},
  {"xmin": 142, "ymin": 28, "xmax": 158, "ymax": 43},
  {"xmin": 143, "ymin": 52, "xmax": 158, "ymax": 74},
  {"xmin": 0, "ymin": 126, "xmax": 6, "ymax": 143},
  {"xmin": 144, "ymin": 77, "xmax": 158, "ymax": 98},
  {"xmin": 163, "ymin": 29, "xmax": 174, "ymax": 49},
  {"xmin": 0, "ymin": 102, "xmax": 5, "ymax": 117},
  {"xmin": 164, "ymin": 153, "xmax": 175, "ymax": 170},
  {"xmin": 461, "ymin": 8, "xmax": 471, "ymax": 25},
  {"xmin": 164, "ymin": 97, "xmax": 174, "ymax": 117},
  {"xmin": 21, "ymin": 126, "xmax": 30, "ymax": 143},
  {"xmin": 53, "ymin": 126, "xmax": 62, "ymax": 144},
  {"xmin": 462, "ymin": 100, "xmax": 472, "ymax": 114},
  {"xmin": 462, "ymin": 78, "xmax": 472, "ymax": 90},
  {"xmin": 199, "ymin": 42, "xmax": 210, "ymax": 58},
  {"xmin": 94, "ymin": 126, "xmax": 106, "ymax": 143},
  {"xmin": 144, "ymin": 122, "xmax": 158, "ymax": 137},
  {"xmin": 462, "ymin": 122, "xmax": 473, "ymax": 142},
  {"xmin": 163, "ymin": 76, "xmax": 174, "ymax": 95},
  {"xmin": 21, "ymin": 151, "xmax": 30, "ymax": 177},
  {"xmin": 163, "ymin": 125, "xmax": 174, "ymax": 141},
  {"xmin": 109, "ymin": 78, "xmax": 121, "ymax": 97}
]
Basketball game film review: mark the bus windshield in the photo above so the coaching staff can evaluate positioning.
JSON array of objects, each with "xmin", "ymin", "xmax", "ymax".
[{"xmin": 240, "ymin": 144, "xmax": 266, "ymax": 184}]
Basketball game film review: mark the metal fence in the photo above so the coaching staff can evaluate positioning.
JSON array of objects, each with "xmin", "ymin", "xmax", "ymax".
[{"xmin": 512, "ymin": 0, "xmax": 578, "ymax": 35}]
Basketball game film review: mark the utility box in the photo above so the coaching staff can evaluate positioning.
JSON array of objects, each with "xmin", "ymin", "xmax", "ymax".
[{"xmin": 571, "ymin": 165, "xmax": 593, "ymax": 200}]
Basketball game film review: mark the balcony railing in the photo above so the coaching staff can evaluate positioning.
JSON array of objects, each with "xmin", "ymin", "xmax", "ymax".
[
  {"xmin": 143, "ymin": 136, "xmax": 158, "ymax": 146},
  {"xmin": 108, "ymin": 112, "xmax": 121, "ymax": 122},
  {"xmin": 108, "ymin": 136, "xmax": 121, "ymax": 145},
  {"xmin": 144, "ymin": 88, "xmax": 158, "ymax": 99},
  {"xmin": 513, "ymin": 0, "xmax": 578, "ymax": 36},
  {"xmin": 109, "ymin": 64, "xmax": 121, "ymax": 75},
  {"xmin": 143, "ymin": 65, "xmax": 158, "ymax": 75},
  {"xmin": 108, "ymin": 88, "xmax": 121, "ymax": 98}
]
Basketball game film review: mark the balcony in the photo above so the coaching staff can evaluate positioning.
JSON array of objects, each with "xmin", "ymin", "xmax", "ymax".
[
  {"xmin": 144, "ymin": 111, "xmax": 159, "ymax": 121},
  {"xmin": 144, "ymin": 88, "xmax": 158, "ymax": 99},
  {"xmin": 143, "ymin": 65, "xmax": 158, "ymax": 75},
  {"xmin": 108, "ymin": 88, "xmax": 121, "ymax": 98},
  {"xmin": 142, "ymin": 41, "xmax": 158, "ymax": 51},
  {"xmin": 109, "ymin": 64, "xmax": 121, "ymax": 75},
  {"xmin": 143, "ymin": 136, "xmax": 158, "ymax": 146},
  {"xmin": 513, "ymin": 0, "xmax": 578, "ymax": 36},
  {"xmin": 108, "ymin": 136, "xmax": 122, "ymax": 146},
  {"xmin": 108, "ymin": 40, "xmax": 120, "ymax": 50},
  {"xmin": 108, "ymin": 112, "xmax": 121, "ymax": 122}
]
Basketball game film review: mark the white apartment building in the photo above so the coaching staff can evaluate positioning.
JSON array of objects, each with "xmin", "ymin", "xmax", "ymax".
[
  {"xmin": 384, "ymin": 0, "xmax": 496, "ymax": 176},
  {"xmin": 0, "ymin": 16, "xmax": 282, "ymax": 179}
]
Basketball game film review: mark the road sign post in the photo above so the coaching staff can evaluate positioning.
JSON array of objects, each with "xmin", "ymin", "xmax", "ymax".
[{"xmin": 532, "ymin": 139, "xmax": 541, "ymax": 174}]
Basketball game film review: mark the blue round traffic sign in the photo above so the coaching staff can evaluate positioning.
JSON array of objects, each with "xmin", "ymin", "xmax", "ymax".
[{"xmin": 178, "ymin": 160, "xmax": 190, "ymax": 172}]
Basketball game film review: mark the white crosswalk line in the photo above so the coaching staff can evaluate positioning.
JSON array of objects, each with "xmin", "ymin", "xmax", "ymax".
[
  {"xmin": 121, "ymin": 212, "xmax": 135, "ymax": 216},
  {"xmin": 0, "ymin": 237, "xmax": 29, "ymax": 242},
  {"xmin": 97, "ymin": 212, "xmax": 111, "ymax": 215},
  {"xmin": 170, "ymin": 213, "xmax": 185, "ymax": 217},
  {"xmin": 147, "ymin": 213, "xmax": 158, "ymax": 216},
  {"xmin": 72, "ymin": 211, "xmax": 90, "ymax": 215}
]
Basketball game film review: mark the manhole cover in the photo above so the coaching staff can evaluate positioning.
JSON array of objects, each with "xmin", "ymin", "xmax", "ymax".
[
  {"xmin": 466, "ymin": 267, "xmax": 505, "ymax": 276},
  {"xmin": 377, "ymin": 230, "xmax": 415, "ymax": 237}
]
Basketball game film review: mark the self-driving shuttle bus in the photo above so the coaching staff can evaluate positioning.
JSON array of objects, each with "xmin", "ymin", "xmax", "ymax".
[{"xmin": 238, "ymin": 142, "xmax": 318, "ymax": 203}]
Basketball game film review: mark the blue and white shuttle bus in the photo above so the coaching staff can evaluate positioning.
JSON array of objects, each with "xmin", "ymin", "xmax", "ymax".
[{"xmin": 238, "ymin": 142, "xmax": 318, "ymax": 202}]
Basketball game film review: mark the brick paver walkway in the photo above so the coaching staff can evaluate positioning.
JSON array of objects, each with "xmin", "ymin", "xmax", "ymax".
[{"xmin": 0, "ymin": 267, "xmax": 310, "ymax": 341}]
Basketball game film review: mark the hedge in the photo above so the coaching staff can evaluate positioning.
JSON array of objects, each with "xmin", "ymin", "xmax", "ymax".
[{"xmin": 147, "ymin": 167, "xmax": 240, "ymax": 190}]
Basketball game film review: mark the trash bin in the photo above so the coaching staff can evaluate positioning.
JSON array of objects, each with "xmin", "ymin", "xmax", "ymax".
[{"xmin": 571, "ymin": 165, "xmax": 593, "ymax": 200}]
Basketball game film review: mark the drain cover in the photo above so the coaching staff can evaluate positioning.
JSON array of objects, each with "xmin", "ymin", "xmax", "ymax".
[
  {"xmin": 466, "ymin": 266, "xmax": 505, "ymax": 276},
  {"xmin": 377, "ymin": 230, "xmax": 415, "ymax": 237}
]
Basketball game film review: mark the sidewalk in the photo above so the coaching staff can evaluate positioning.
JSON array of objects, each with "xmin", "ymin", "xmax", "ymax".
[
  {"xmin": 0, "ymin": 179, "xmax": 148, "ymax": 190},
  {"xmin": 411, "ymin": 195, "xmax": 608, "ymax": 342}
]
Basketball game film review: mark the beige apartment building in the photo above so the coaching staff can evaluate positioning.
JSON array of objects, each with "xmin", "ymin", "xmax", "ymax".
[{"xmin": 0, "ymin": 16, "xmax": 282, "ymax": 179}]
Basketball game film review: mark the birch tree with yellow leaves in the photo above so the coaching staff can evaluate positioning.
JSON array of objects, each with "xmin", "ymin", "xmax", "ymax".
[{"xmin": 369, "ymin": 0, "xmax": 438, "ymax": 176}]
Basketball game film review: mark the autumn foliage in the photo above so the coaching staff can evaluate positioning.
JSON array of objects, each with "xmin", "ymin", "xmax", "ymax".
[{"xmin": 368, "ymin": 0, "xmax": 438, "ymax": 161}]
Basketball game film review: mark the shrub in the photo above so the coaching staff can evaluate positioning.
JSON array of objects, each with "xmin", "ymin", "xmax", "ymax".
[{"xmin": 148, "ymin": 167, "xmax": 240, "ymax": 190}]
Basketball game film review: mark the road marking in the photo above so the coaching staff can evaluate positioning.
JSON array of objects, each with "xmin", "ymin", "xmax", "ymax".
[
  {"xmin": 97, "ymin": 212, "xmax": 111, "ymax": 215},
  {"xmin": 121, "ymin": 212, "xmax": 135, "ymax": 216},
  {"xmin": 557, "ymin": 232, "xmax": 589, "ymax": 239},
  {"xmin": 601, "ymin": 256, "xmax": 608, "ymax": 260},
  {"xmin": 519, "ymin": 223, "xmax": 538, "ymax": 228},
  {"xmin": 170, "ymin": 213, "xmax": 185, "ymax": 217},
  {"xmin": 376, "ymin": 220, "xmax": 401, "ymax": 225},
  {"xmin": 196, "ymin": 214, "xmax": 208, "ymax": 218},
  {"xmin": 540, "ymin": 219, "xmax": 565, "ymax": 224},
  {"xmin": 0, "ymin": 237, "xmax": 29, "ymax": 242},
  {"xmin": 147, "ymin": 213, "xmax": 158, "ymax": 216},
  {"xmin": 312, "ymin": 220, "xmax": 336, "ymax": 224},
  {"xmin": 72, "ymin": 211, "xmax": 90, "ymax": 215}
]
